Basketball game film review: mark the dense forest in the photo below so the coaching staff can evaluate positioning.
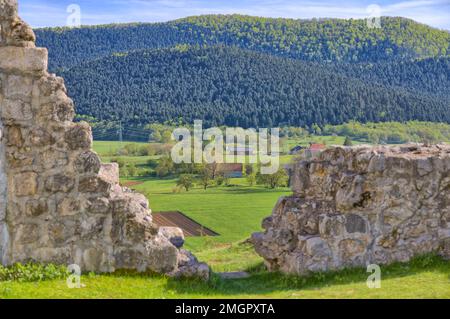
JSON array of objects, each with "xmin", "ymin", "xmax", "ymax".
[
  {"xmin": 34, "ymin": 15, "xmax": 450, "ymax": 136},
  {"xmin": 61, "ymin": 46, "xmax": 449, "ymax": 128},
  {"xmin": 36, "ymin": 15, "xmax": 450, "ymax": 71}
]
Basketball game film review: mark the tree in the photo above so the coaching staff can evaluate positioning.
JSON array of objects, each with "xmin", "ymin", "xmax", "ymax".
[
  {"xmin": 244, "ymin": 164, "xmax": 254, "ymax": 176},
  {"xmin": 208, "ymin": 162, "xmax": 220, "ymax": 179},
  {"xmin": 177, "ymin": 174, "xmax": 194, "ymax": 191},
  {"xmin": 257, "ymin": 169, "xmax": 289, "ymax": 189},
  {"xmin": 120, "ymin": 166, "xmax": 128, "ymax": 178},
  {"xmin": 111, "ymin": 157, "xmax": 126, "ymax": 168},
  {"xmin": 151, "ymin": 130, "xmax": 162, "ymax": 142},
  {"xmin": 246, "ymin": 173, "xmax": 256, "ymax": 186},
  {"xmin": 198, "ymin": 164, "xmax": 213, "ymax": 190},
  {"xmin": 155, "ymin": 156, "xmax": 174, "ymax": 177},
  {"xmin": 127, "ymin": 163, "xmax": 137, "ymax": 177},
  {"xmin": 161, "ymin": 130, "xmax": 173, "ymax": 143},
  {"xmin": 344, "ymin": 136, "xmax": 353, "ymax": 146}
]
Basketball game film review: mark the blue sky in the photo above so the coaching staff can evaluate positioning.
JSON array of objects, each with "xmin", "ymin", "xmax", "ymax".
[{"xmin": 20, "ymin": 0, "xmax": 450, "ymax": 29}]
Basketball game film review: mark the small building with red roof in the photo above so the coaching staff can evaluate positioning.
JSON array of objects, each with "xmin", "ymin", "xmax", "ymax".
[{"xmin": 304, "ymin": 143, "xmax": 326, "ymax": 158}]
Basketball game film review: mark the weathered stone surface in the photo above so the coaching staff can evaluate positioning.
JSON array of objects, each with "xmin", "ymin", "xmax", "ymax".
[
  {"xmin": 1, "ymin": 99, "xmax": 32, "ymax": 121},
  {"xmin": 57, "ymin": 197, "xmax": 81, "ymax": 216},
  {"xmin": 15, "ymin": 224, "xmax": 39, "ymax": 244},
  {"xmin": 25, "ymin": 198, "xmax": 48, "ymax": 217},
  {"xmin": 0, "ymin": 0, "xmax": 18, "ymax": 19},
  {"xmin": 79, "ymin": 176, "xmax": 111, "ymax": 194},
  {"xmin": 45, "ymin": 174, "xmax": 75, "ymax": 193},
  {"xmin": 64, "ymin": 122, "xmax": 92, "ymax": 150},
  {"xmin": 159, "ymin": 227, "xmax": 185, "ymax": 248},
  {"xmin": 30, "ymin": 127, "xmax": 55, "ymax": 146},
  {"xmin": 14, "ymin": 172, "xmax": 38, "ymax": 196},
  {"xmin": 99, "ymin": 163, "xmax": 119, "ymax": 185},
  {"xmin": 4, "ymin": 74, "xmax": 33, "ymax": 99},
  {"xmin": 6, "ymin": 125, "xmax": 23, "ymax": 147},
  {"xmin": 75, "ymin": 151, "xmax": 101, "ymax": 174},
  {"xmin": 0, "ymin": 47, "xmax": 46, "ymax": 74},
  {"xmin": 0, "ymin": 1, "xmax": 209, "ymax": 280},
  {"xmin": 4, "ymin": 16, "xmax": 36, "ymax": 47},
  {"xmin": 253, "ymin": 145, "xmax": 450, "ymax": 274}
]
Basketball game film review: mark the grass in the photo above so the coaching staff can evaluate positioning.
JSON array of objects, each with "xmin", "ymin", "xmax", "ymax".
[
  {"xmin": 1, "ymin": 253, "xmax": 448, "ymax": 299},
  {"xmin": 93, "ymin": 140, "xmax": 147, "ymax": 156}
]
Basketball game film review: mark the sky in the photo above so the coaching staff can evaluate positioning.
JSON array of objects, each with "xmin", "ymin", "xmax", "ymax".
[{"xmin": 19, "ymin": 0, "xmax": 450, "ymax": 30}]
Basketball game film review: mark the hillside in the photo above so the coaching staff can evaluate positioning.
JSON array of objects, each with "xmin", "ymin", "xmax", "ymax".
[
  {"xmin": 36, "ymin": 15, "xmax": 450, "ymax": 71},
  {"xmin": 61, "ymin": 46, "xmax": 450, "ymax": 128}
]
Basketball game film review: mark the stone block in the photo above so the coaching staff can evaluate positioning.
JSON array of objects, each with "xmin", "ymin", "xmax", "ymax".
[
  {"xmin": 1, "ymin": 98, "xmax": 32, "ymax": 121},
  {"xmin": 0, "ymin": 47, "xmax": 47, "ymax": 75},
  {"xmin": 79, "ymin": 176, "xmax": 111, "ymax": 194},
  {"xmin": 99, "ymin": 163, "xmax": 119, "ymax": 185},
  {"xmin": 64, "ymin": 122, "xmax": 92, "ymax": 150},
  {"xmin": 74, "ymin": 151, "xmax": 101, "ymax": 174},
  {"xmin": 14, "ymin": 171, "xmax": 37, "ymax": 196},
  {"xmin": 45, "ymin": 174, "xmax": 75, "ymax": 193},
  {"xmin": 25, "ymin": 198, "xmax": 48, "ymax": 217},
  {"xmin": 57, "ymin": 197, "xmax": 81, "ymax": 216},
  {"xmin": 159, "ymin": 227, "xmax": 185, "ymax": 248}
]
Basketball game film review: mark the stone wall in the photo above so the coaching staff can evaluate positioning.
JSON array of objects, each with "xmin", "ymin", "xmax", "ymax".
[
  {"xmin": 0, "ymin": 0, "xmax": 209, "ymax": 279},
  {"xmin": 0, "ymin": 116, "xmax": 7, "ymax": 261},
  {"xmin": 252, "ymin": 145, "xmax": 450, "ymax": 274}
]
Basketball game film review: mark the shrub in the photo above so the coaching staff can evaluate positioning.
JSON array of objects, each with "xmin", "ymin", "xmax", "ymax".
[
  {"xmin": 177, "ymin": 174, "xmax": 194, "ymax": 191},
  {"xmin": 127, "ymin": 163, "xmax": 137, "ymax": 177},
  {"xmin": 257, "ymin": 168, "xmax": 289, "ymax": 188},
  {"xmin": 0, "ymin": 263, "xmax": 69, "ymax": 282},
  {"xmin": 111, "ymin": 157, "xmax": 126, "ymax": 168}
]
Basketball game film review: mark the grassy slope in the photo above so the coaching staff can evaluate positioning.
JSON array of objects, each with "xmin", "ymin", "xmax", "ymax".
[{"xmin": 1, "ymin": 254, "xmax": 448, "ymax": 299}]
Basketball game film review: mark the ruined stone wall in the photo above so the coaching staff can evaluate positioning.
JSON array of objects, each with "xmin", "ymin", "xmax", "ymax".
[
  {"xmin": 253, "ymin": 145, "xmax": 450, "ymax": 274},
  {"xmin": 0, "ymin": 0, "xmax": 208, "ymax": 279}
]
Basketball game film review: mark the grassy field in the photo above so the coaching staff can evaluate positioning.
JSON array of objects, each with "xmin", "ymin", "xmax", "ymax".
[
  {"xmin": 127, "ymin": 177, "xmax": 290, "ymax": 252},
  {"xmin": 93, "ymin": 140, "xmax": 147, "ymax": 156}
]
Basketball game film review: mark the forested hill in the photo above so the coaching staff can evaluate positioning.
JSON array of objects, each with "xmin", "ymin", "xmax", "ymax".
[
  {"xmin": 35, "ymin": 15, "xmax": 450, "ymax": 131},
  {"xmin": 60, "ymin": 46, "xmax": 450, "ymax": 128},
  {"xmin": 36, "ymin": 15, "xmax": 450, "ymax": 71}
]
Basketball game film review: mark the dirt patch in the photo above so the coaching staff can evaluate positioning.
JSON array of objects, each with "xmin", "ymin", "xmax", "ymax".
[
  {"xmin": 121, "ymin": 180, "xmax": 144, "ymax": 187},
  {"xmin": 153, "ymin": 211, "xmax": 219, "ymax": 237}
]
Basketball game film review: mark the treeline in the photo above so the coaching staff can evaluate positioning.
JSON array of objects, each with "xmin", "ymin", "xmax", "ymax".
[
  {"xmin": 35, "ymin": 15, "xmax": 450, "ymax": 71},
  {"xmin": 323, "ymin": 121, "xmax": 450, "ymax": 144},
  {"xmin": 63, "ymin": 46, "xmax": 449, "ymax": 129}
]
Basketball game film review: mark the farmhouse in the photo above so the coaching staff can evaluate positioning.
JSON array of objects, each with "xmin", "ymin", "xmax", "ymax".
[
  {"xmin": 217, "ymin": 163, "xmax": 244, "ymax": 178},
  {"xmin": 303, "ymin": 143, "xmax": 326, "ymax": 158}
]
